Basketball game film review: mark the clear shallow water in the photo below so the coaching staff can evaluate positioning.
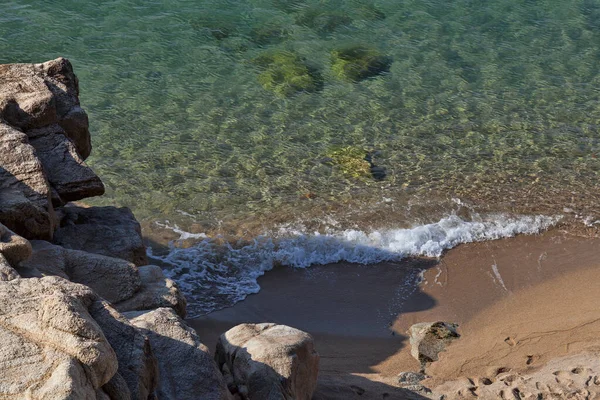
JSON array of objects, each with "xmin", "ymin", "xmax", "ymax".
[{"xmin": 3, "ymin": 0, "xmax": 600, "ymax": 313}]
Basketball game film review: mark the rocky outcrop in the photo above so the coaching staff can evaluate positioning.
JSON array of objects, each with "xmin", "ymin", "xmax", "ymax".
[
  {"xmin": 127, "ymin": 307, "xmax": 232, "ymax": 400},
  {"xmin": 0, "ymin": 58, "xmax": 92, "ymax": 159},
  {"xmin": 20, "ymin": 240, "xmax": 141, "ymax": 304},
  {"xmin": 115, "ymin": 265, "xmax": 187, "ymax": 318},
  {"xmin": 409, "ymin": 322, "xmax": 460, "ymax": 372},
  {"xmin": 0, "ymin": 222, "xmax": 32, "ymax": 265},
  {"xmin": 0, "ymin": 276, "xmax": 118, "ymax": 399},
  {"xmin": 215, "ymin": 323, "xmax": 320, "ymax": 400},
  {"xmin": 54, "ymin": 206, "xmax": 148, "ymax": 266}
]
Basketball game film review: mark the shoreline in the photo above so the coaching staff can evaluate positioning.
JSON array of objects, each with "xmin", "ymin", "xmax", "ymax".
[{"xmin": 189, "ymin": 227, "xmax": 600, "ymax": 397}]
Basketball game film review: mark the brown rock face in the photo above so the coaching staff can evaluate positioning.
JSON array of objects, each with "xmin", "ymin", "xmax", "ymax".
[
  {"xmin": 0, "ymin": 277, "xmax": 119, "ymax": 399},
  {"xmin": 409, "ymin": 321, "xmax": 460, "ymax": 372},
  {"xmin": 215, "ymin": 323, "xmax": 320, "ymax": 400},
  {"xmin": 0, "ymin": 121, "xmax": 55, "ymax": 239},
  {"xmin": 54, "ymin": 206, "xmax": 148, "ymax": 266}
]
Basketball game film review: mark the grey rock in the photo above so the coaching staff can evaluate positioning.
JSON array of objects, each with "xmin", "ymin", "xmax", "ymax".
[
  {"xmin": 20, "ymin": 240, "xmax": 141, "ymax": 304},
  {"xmin": 215, "ymin": 323, "xmax": 320, "ymax": 400},
  {"xmin": 91, "ymin": 302, "xmax": 158, "ymax": 400},
  {"xmin": 0, "ymin": 254, "xmax": 19, "ymax": 281},
  {"xmin": 54, "ymin": 205, "xmax": 148, "ymax": 266},
  {"xmin": 409, "ymin": 321, "xmax": 460, "ymax": 371},
  {"xmin": 115, "ymin": 265, "xmax": 187, "ymax": 318},
  {"xmin": 27, "ymin": 123, "xmax": 104, "ymax": 204},
  {"xmin": 128, "ymin": 307, "xmax": 232, "ymax": 400},
  {"xmin": 398, "ymin": 371, "xmax": 427, "ymax": 386}
]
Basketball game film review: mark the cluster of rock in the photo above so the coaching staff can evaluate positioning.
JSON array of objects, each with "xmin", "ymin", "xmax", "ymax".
[{"xmin": 0, "ymin": 58, "xmax": 319, "ymax": 399}]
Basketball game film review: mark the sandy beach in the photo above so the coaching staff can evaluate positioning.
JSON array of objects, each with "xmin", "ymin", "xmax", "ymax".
[{"xmin": 190, "ymin": 227, "xmax": 600, "ymax": 398}]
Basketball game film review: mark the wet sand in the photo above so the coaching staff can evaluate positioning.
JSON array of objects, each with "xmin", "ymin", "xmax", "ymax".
[{"xmin": 189, "ymin": 228, "xmax": 600, "ymax": 398}]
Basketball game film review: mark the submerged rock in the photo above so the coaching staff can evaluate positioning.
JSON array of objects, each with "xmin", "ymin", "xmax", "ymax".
[
  {"xmin": 128, "ymin": 307, "xmax": 232, "ymax": 400},
  {"xmin": 409, "ymin": 321, "xmax": 460, "ymax": 371},
  {"xmin": 325, "ymin": 146, "xmax": 372, "ymax": 178},
  {"xmin": 215, "ymin": 323, "xmax": 320, "ymax": 400},
  {"xmin": 331, "ymin": 45, "xmax": 391, "ymax": 82},
  {"xmin": 54, "ymin": 205, "xmax": 148, "ymax": 266},
  {"xmin": 254, "ymin": 51, "xmax": 323, "ymax": 97}
]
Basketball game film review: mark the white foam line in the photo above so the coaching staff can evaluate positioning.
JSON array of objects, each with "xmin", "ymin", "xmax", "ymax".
[
  {"xmin": 491, "ymin": 262, "xmax": 508, "ymax": 291},
  {"xmin": 152, "ymin": 213, "xmax": 560, "ymax": 316}
]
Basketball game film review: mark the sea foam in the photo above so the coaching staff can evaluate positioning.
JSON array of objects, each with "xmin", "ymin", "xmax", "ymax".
[{"xmin": 150, "ymin": 213, "xmax": 559, "ymax": 317}]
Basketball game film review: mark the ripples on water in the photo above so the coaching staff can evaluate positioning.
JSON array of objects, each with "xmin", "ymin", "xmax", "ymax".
[
  {"xmin": 3, "ymin": 0, "xmax": 600, "ymax": 231},
  {"xmin": 4, "ymin": 0, "xmax": 600, "ymax": 313}
]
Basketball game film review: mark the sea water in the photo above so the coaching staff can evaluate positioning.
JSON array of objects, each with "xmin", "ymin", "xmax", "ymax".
[{"xmin": 2, "ymin": 0, "xmax": 599, "ymax": 315}]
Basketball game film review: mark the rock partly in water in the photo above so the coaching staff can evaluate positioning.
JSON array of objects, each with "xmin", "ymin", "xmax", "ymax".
[
  {"xmin": 0, "ymin": 121, "xmax": 55, "ymax": 240},
  {"xmin": 127, "ymin": 307, "xmax": 232, "ymax": 400},
  {"xmin": 215, "ymin": 323, "xmax": 320, "ymax": 400},
  {"xmin": 27, "ymin": 123, "xmax": 104, "ymax": 204},
  {"xmin": 54, "ymin": 205, "xmax": 148, "ymax": 266},
  {"xmin": 20, "ymin": 240, "xmax": 141, "ymax": 304},
  {"xmin": 0, "ymin": 276, "xmax": 119, "ymax": 399},
  {"xmin": 409, "ymin": 321, "xmax": 460, "ymax": 371},
  {"xmin": 115, "ymin": 265, "xmax": 187, "ymax": 318}
]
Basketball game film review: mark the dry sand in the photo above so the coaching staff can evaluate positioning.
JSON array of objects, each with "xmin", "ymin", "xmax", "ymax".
[{"xmin": 190, "ymin": 228, "xmax": 600, "ymax": 399}]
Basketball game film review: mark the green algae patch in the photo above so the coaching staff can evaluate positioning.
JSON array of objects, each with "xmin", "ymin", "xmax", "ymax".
[
  {"xmin": 331, "ymin": 46, "xmax": 391, "ymax": 82},
  {"xmin": 254, "ymin": 51, "xmax": 323, "ymax": 97},
  {"xmin": 325, "ymin": 146, "xmax": 372, "ymax": 179}
]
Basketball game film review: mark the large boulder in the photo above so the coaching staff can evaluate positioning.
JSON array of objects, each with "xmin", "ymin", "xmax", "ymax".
[
  {"xmin": 409, "ymin": 321, "xmax": 460, "ymax": 371},
  {"xmin": 0, "ymin": 121, "xmax": 55, "ymax": 239},
  {"xmin": 0, "ymin": 276, "xmax": 119, "ymax": 399},
  {"xmin": 215, "ymin": 323, "xmax": 320, "ymax": 400},
  {"xmin": 127, "ymin": 307, "xmax": 232, "ymax": 400},
  {"xmin": 115, "ymin": 265, "xmax": 187, "ymax": 318},
  {"xmin": 54, "ymin": 206, "xmax": 148, "ymax": 266},
  {"xmin": 0, "ymin": 58, "xmax": 92, "ymax": 159},
  {"xmin": 20, "ymin": 240, "xmax": 141, "ymax": 304}
]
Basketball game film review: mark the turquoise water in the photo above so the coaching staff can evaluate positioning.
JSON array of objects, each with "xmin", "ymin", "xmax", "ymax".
[{"xmin": 3, "ymin": 0, "xmax": 600, "ymax": 232}]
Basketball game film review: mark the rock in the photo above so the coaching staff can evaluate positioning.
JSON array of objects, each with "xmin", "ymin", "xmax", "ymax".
[
  {"xmin": 330, "ymin": 45, "xmax": 392, "ymax": 82},
  {"xmin": 398, "ymin": 371, "xmax": 427, "ymax": 386},
  {"xmin": 54, "ymin": 206, "xmax": 148, "ymax": 266},
  {"xmin": 115, "ymin": 265, "xmax": 187, "ymax": 318},
  {"xmin": 215, "ymin": 323, "xmax": 320, "ymax": 400},
  {"xmin": 409, "ymin": 321, "xmax": 460, "ymax": 371},
  {"xmin": 27, "ymin": 123, "xmax": 104, "ymax": 204},
  {"xmin": 0, "ymin": 276, "xmax": 118, "ymax": 399},
  {"xmin": 91, "ymin": 302, "xmax": 158, "ymax": 400},
  {"xmin": 128, "ymin": 307, "xmax": 232, "ymax": 400},
  {"xmin": 0, "ymin": 57, "xmax": 92, "ymax": 159},
  {"xmin": 0, "ymin": 121, "xmax": 55, "ymax": 239},
  {"xmin": 20, "ymin": 240, "xmax": 141, "ymax": 304},
  {"xmin": 0, "ymin": 222, "xmax": 32, "ymax": 266},
  {"xmin": 0, "ymin": 255, "xmax": 19, "ymax": 281}
]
